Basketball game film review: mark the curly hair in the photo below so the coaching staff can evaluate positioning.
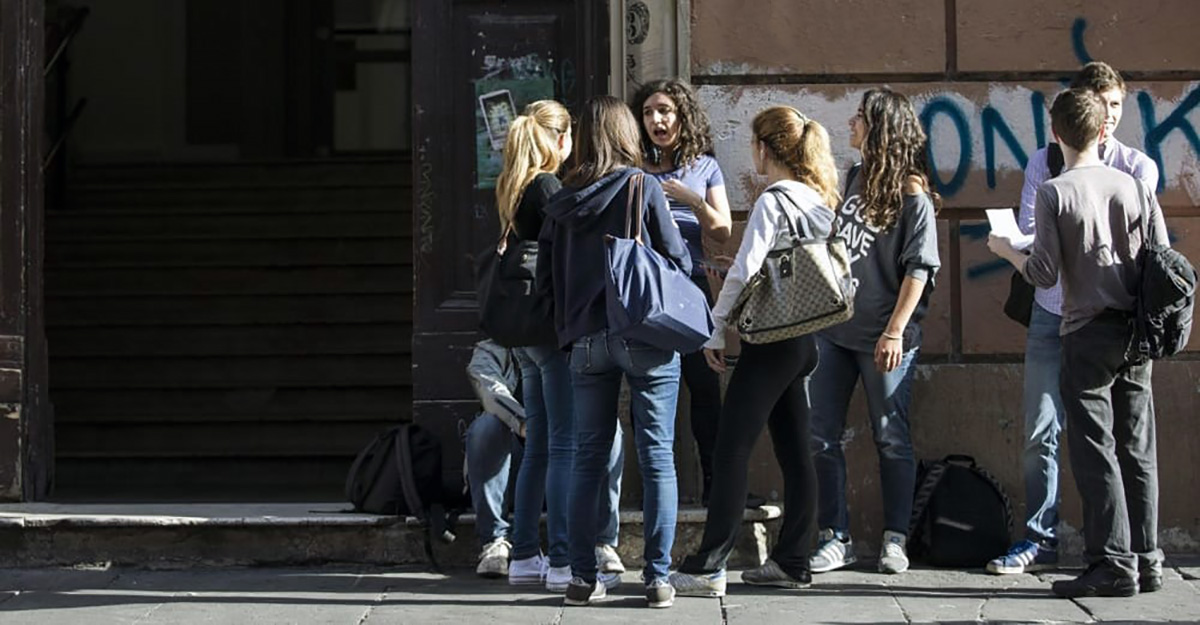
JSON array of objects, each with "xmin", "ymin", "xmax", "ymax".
[
  {"xmin": 630, "ymin": 78, "xmax": 714, "ymax": 168},
  {"xmin": 857, "ymin": 88, "xmax": 941, "ymax": 231}
]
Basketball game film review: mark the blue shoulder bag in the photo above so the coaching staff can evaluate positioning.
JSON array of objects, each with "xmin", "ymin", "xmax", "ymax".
[{"xmin": 603, "ymin": 173, "xmax": 714, "ymax": 353}]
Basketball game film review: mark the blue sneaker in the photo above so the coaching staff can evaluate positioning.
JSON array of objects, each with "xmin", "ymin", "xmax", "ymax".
[{"xmin": 986, "ymin": 539, "xmax": 1058, "ymax": 574}]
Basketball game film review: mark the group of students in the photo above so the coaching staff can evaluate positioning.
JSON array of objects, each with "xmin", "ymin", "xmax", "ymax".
[{"xmin": 464, "ymin": 59, "xmax": 1169, "ymax": 608}]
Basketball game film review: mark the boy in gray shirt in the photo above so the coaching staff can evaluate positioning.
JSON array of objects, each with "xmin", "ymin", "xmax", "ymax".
[{"xmin": 989, "ymin": 88, "xmax": 1168, "ymax": 598}]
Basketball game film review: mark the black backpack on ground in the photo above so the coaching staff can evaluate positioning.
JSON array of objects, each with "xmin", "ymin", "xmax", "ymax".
[
  {"xmin": 908, "ymin": 454, "xmax": 1014, "ymax": 568},
  {"xmin": 345, "ymin": 423, "xmax": 460, "ymax": 570},
  {"xmin": 1131, "ymin": 179, "xmax": 1196, "ymax": 361}
]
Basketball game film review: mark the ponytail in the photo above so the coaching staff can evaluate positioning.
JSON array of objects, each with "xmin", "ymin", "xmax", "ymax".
[
  {"xmin": 494, "ymin": 100, "xmax": 571, "ymax": 234},
  {"xmin": 751, "ymin": 106, "xmax": 841, "ymax": 209}
]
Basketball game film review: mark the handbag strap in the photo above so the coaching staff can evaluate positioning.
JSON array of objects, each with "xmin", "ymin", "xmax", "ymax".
[
  {"xmin": 495, "ymin": 222, "xmax": 514, "ymax": 255},
  {"xmin": 624, "ymin": 172, "xmax": 645, "ymax": 244},
  {"xmin": 768, "ymin": 185, "xmax": 843, "ymax": 245}
]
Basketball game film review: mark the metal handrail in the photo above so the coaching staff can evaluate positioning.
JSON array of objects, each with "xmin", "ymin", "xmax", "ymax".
[
  {"xmin": 44, "ymin": 7, "xmax": 91, "ymax": 78},
  {"xmin": 42, "ymin": 98, "xmax": 87, "ymax": 172}
]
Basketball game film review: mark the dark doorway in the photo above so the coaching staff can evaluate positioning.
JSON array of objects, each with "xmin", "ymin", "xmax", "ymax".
[{"xmin": 43, "ymin": 0, "xmax": 413, "ymax": 501}]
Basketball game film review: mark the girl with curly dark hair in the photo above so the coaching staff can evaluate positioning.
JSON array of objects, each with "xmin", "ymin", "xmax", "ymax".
[
  {"xmin": 630, "ymin": 78, "xmax": 732, "ymax": 507},
  {"xmin": 807, "ymin": 88, "xmax": 941, "ymax": 577}
]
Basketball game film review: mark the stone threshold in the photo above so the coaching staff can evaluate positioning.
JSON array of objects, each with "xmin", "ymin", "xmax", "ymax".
[
  {"xmin": 0, "ymin": 503, "xmax": 782, "ymax": 569},
  {"xmin": 0, "ymin": 502, "xmax": 781, "ymax": 528}
]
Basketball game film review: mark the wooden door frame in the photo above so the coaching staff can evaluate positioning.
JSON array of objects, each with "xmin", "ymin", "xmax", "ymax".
[{"xmin": 0, "ymin": 0, "xmax": 50, "ymax": 501}]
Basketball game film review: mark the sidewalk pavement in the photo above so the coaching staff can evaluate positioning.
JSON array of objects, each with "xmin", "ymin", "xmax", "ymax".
[{"xmin": 2, "ymin": 559, "xmax": 1198, "ymax": 624}]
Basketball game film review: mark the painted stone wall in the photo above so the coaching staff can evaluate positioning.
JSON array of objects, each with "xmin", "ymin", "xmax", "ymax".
[{"xmin": 689, "ymin": 0, "xmax": 1200, "ymax": 553}]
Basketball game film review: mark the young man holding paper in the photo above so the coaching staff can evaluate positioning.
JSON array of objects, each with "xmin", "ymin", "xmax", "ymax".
[
  {"xmin": 988, "ymin": 87, "xmax": 1167, "ymax": 598},
  {"xmin": 986, "ymin": 62, "xmax": 1158, "ymax": 578}
]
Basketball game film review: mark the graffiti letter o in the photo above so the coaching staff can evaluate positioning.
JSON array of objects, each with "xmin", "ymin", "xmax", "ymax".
[{"xmin": 920, "ymin": 98, "xmax": 971, "ymax": 196}]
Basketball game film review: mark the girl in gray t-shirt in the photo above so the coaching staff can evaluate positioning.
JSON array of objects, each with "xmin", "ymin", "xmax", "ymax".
[{"xmin": 808, "ymin": 88, "xmax": 941, "ymax": 577}]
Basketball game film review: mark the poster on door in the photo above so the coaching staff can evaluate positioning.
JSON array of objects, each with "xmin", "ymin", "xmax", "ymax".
[{"xmin": 474, "ymin": 53, "xmax": 555, "ymax": 189}]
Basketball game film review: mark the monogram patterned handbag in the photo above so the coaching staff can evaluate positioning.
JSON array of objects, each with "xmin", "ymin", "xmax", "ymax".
[{"xmin": 732, "ymin": 190, "xmax": 855, "ymax": 344}]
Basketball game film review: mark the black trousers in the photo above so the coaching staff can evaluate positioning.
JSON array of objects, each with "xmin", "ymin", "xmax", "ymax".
[
  {"xmin": 681, "ymin": 276, "xmax": 723, "ymax": 491},
  {"xmin": 679, "ymin": 334, "xmax": 819, "ymax": 578},
  {"xmin": 1061, "ymin": 310, "xmax": 1161, "ymax": 578}
]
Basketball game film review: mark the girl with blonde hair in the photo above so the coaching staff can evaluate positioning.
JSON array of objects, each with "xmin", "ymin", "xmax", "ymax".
[
  {"xmin": 487, "ymin": 100, "xmax": 625, "ymax": 592},
  {"xmin": 670, "ymin": 106, "xmax": 840, "ymax": 595}
]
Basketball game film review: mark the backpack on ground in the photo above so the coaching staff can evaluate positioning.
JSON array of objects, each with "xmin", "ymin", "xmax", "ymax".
[
  {"xmin": 908, "ymin": 454, "xmax": 1014, "ymax": 568},
  {"xmin": 1131, "ymin": 179, "xmax": 1195, "ymax": 361},
  {"xmin": 345, "ymin": 423, "xmax": 459, "ymax": 570}
]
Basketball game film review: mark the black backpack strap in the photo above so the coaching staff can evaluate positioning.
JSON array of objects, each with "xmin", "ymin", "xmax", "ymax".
[
  {"xmin": 1047, "ymin": 143, "xmax": 1065, "ymax": 178},
  {"xmin": 908, "ymin": 460, "xmax": 949, "ymax": 539},
  {"xmin": 970, "ymin": 462, "xmax": 1016, "ymax": 541},
  {"xmin": 395, "ymin": 425, "xmax": 425, "ymax": 520}
]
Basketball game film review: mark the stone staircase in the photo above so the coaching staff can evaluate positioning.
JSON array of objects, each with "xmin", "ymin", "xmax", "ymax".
[{"xmin": 44, "ymin": 159, "xmax": 412, "ymax": 501}]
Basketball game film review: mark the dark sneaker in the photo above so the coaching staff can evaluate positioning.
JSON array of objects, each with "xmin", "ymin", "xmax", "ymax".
[
  {"xmin": 987, "ymin": 539, "xmax": 1059, "ymax": 575},
  {"xmin": 564, "ymin": 576, "xmax": 607, "ymax": 606},
  {"xmin": 1052, "ymin": 563, "xmax": 1138, "ymax": 598},
  {"xmin": 1139, "ymin": 568, "xmax": 1164, "ymax": 593},
  {"xmin": 741, "ymin": 559, "xmax": 812, "ymax": 589},
  {"xmin": 645, "ymin": 578, "xmax": 675, "ymax": 608}
]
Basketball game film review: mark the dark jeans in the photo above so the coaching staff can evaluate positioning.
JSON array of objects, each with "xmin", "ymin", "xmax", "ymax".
[
  {"xmin": 1061, "ymin": 310, "xmax": 1161, "ymax": 578},
  {"xmin": 679, "ymin": 335, "xmax": 819, "ymax": 579},
  {"xmin": 681, "ymin": 276, "xmax": 722, "ymax": 491}
]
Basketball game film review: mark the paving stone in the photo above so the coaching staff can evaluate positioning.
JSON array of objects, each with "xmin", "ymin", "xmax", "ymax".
[
  {"xmin": 558, "ymin": 572, "xmax": 722, "ymax": 625},
  {"xmin": 363, "ymin": 569, "xmax": 562, "ymax": 625},
  {"xmin": 724, "ymin": 570, "xmax": 906, "ymax": 624}
]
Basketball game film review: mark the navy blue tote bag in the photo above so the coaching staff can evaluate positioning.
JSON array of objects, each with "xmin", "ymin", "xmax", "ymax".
[{"xmin": 604, "ymin": 173, "xmax": 713, "ymax": 353}]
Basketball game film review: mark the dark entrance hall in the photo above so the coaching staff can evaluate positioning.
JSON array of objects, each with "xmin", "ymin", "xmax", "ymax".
[{"xmin": 41, "ymin": 0, "xmax": 413, "ymax": 501}]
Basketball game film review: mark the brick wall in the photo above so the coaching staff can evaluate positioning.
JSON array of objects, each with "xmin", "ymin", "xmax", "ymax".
[{"xmin": 686, "ymin": 0, "xmax": 1200, "ymax": 553}]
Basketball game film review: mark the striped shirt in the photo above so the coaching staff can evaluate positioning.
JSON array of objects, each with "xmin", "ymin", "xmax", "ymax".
[{"xmin": 1017, "ymin": 138, "xmax": 1158, "ymax": 316}]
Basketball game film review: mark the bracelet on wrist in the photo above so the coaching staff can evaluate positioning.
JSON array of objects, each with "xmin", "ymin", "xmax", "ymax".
[{"xmin": 881, "ymin": 332, "xmax": 902, "ymax": 341}]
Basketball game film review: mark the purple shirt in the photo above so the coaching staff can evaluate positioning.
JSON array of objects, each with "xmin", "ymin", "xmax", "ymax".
[
  {"xmin": 1018, "ymin": 138, "xmax": 1159, "ymax": 316},
  {"xmin": 647, "ymin": 154, "xmax": 725, "ymax": 278}
]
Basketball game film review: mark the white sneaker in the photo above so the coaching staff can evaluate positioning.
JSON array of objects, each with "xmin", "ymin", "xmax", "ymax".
[
  {"xmin": 546, "ymin": 565, "xmax": 572, "ymax": 592},
  {"xmin": 596, "ymin": 544, "xmax": 626, "ymax": 574},
  {"xmin": 508, "ymin": 553, "xmax": 548, "ymax": 585},
  {"xmin": 809, "ymin": 528, "xmax": 856, "ymax": 573},
  {"xmin": 878, "ymin": 530, "xmax": 909, "ymax": 574},
  {"xmin": 476, "ymin": 538, "xmax": 510, "ymax": 578}
]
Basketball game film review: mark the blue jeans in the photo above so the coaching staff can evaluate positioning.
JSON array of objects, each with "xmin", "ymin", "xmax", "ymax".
[
  {"xmin": 810, "ymin": 335, "xmax": 918, "ymax": 536},
  {"xmin": 568, "ymin": 330, "xmax": 680, "ymax": 584},
  {"xmin": 1023, "ymin": 302, "xmax": 1066, "ymax": 544},
  {"xmin": 511, "ymin": 344, "xmax": 623, "ymax": 566},
  {"xmin": 465, "ymin": 413, "xmax": 522, "ymax": 545}
]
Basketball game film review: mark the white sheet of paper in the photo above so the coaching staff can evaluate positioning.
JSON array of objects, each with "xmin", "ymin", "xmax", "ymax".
[{"xmin": 985, "ymin": 209, "xmax": 1034, "ymax": 250}]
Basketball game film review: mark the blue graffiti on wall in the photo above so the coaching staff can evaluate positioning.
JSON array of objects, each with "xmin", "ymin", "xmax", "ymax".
[
  {"xmin": 918, "ymin": 14, "xmax": 1198, "ymax": 198},
  {"xmin": 1138, "ymin": 88, "xmax": 1200, "ymax": 193},
  {"xmin": 1072, "ymin": 18, "xmax": 1093, "ymax": 65},
  {"xmin": 920, "ymin": 97, "xmax": 972, "ymax": 196},
  {"xmin": 917, "ymin": 84, "xmax": 1200, "ymax": 197}
]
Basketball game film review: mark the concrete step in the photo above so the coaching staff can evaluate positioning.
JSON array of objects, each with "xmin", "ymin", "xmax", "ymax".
[{"xmin": 0, "ymin": 503, "xmax": 782, "ymax": 570}]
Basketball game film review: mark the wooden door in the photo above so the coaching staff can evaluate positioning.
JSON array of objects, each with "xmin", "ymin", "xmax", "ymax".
[{"xmin": 411, "ymin": 0, "xmax": 608, "ymax": 454}]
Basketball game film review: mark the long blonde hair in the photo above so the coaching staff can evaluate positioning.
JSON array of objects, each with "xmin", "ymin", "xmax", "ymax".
[
  {"xmin": 752, "ymin": 106, "xmax": 841, "ymax": 208},
  {"xmin": 494, "ymin": 100, "xmax": 571, "ymax": 234}
]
